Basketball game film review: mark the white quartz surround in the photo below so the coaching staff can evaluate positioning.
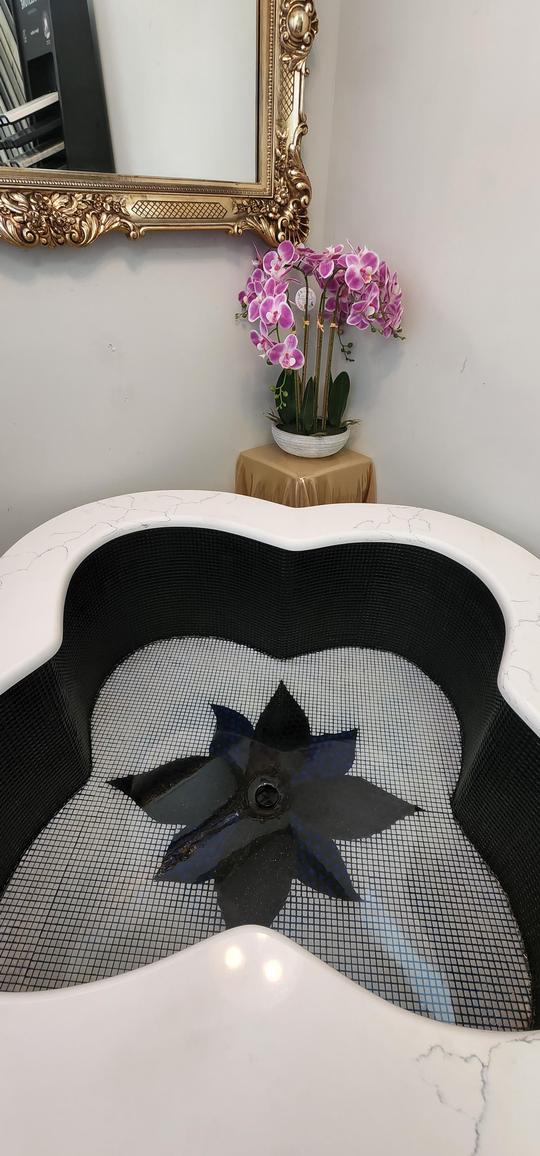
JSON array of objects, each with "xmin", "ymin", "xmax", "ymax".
[{"xmin": 0, "ymin": 491, "xmax": 539, "ymax": 1156}]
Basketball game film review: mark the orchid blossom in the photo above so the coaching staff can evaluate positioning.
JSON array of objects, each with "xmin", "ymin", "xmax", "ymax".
[
  {"xmin": 250, "ymin": 324, "xmax": 276, "ymax": 359},
  {"xmin": 316, "ymin": 244, "xmax": 345, "ymax": 283},
  {"xmin": 269, "ymin": 333, "xmax": 305, "ymax": 371},
  {"xmin": 347, "ymin": 283, "xmax": 380, "ymax": 331},
  {"xmin": 341, "ymin": 248, "xmax": 380, "ymax": 291},
  {"xmin": 260, "ymin": 290, "xmax": 294, "ymax": 331},
  {"xmin": 247, "ymin": 275, "xmax": 282, "ymax": 323},
  {"xmin": 262, "ymin": 239, "xmax": 297, "ymax": 279},
  {"xmin": 377, "ymin": 262, "xmax": 404, "ymax": 337}
]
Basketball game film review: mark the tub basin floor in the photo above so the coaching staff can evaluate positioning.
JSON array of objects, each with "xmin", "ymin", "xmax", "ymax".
[{"xmin": 0, "ymin": 637, "xmax": 531, "ymax": 1030}]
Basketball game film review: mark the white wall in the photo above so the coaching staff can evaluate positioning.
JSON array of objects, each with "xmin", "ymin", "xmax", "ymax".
[
  {"xmin": 325, "ymin": 0, "xmax": 540, "ymax": 555},
  {"xmin": 92, "ymin": 0, "xmax": 258, "ymax": 181},
  {"xmin": 0, "ymin": 0, "xmax": 339, "ymax": 554},
  {"xmin": 0, "ymin": 233, "xmax": 261, "ymax": 554}
]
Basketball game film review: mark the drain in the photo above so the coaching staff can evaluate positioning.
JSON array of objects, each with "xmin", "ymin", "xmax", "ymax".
[
  {"xmin": 248, "ymin": 774, "xmax": 284, "ymax": 816},
  {"xmin": 254, "ymin": 781, "xmax": 281, "ymax": 811}
]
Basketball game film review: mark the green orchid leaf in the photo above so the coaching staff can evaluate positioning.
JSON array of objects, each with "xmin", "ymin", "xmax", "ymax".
[
  {"xmin": 300, "ymin": 377, "xmax": 316, "ymax": 434},
  {"xmin": 328, "ymin": 371, "xmax": 350, "ymax": 429},
  {"xmin": 280, "ymin": 370, "xmax": 298, "ymax": 426}
]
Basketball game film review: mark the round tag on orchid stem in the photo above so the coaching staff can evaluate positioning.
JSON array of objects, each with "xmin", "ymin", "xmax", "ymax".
[{"xmin": 295, "ymin": 287, "xmax": 317, "ymax": 313}]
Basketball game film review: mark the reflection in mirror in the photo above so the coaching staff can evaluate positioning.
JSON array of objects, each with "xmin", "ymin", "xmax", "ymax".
[{"xmin": 0, "ymin": 0, "xmax": 258, "ymax": 181}]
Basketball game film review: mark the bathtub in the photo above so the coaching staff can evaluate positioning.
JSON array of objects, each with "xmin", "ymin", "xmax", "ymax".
[{"xmin": 0, "ymin": 490, "xmax": 539, "ymax": 1156}]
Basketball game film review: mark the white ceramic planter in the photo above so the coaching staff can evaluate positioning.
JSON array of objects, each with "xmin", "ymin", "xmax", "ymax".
[{"xmin": 272, "ymin": 424, "xmax": 350, "ymax": 458}]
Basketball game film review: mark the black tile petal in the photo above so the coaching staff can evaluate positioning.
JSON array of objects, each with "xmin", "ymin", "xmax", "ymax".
[
  {"xmin": 111, "ymin": 755, "xmax": 238, "ymax": 827},
  {"xmin": 253, "ymin": 681, "xmax": 311, "ymax": 751},
  {"xmin": 156, "ymin": 798, "xmax": 265, "ymax": 884},
  {"xmin": 290, "ymin": 775, "xmax": 420, "ymax": 840},
  {"xmin": 210, "ymin": 705, "xmax": 254, "ymax": 769},
  {"xmin": 292, "ymin": 818, "xmax": 359, "ymax": 901},
  {"xmin": 291, "ymin": 730, "xmax": 358, "ymax": 785},
  {"xmin": 215, "ymin": 829, "xmax": 296, "ymax": 928}
]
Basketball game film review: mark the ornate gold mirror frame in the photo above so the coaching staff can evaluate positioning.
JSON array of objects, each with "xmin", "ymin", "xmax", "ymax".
[{"xmin": 0, "ymin": 0, "xmax": 318, "ymax": 250}]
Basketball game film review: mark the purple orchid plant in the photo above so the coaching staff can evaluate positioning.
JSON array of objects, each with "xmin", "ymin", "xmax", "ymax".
[{"xmin": 238, "ymin": 240, "xmax": 404, "ymax": 435}]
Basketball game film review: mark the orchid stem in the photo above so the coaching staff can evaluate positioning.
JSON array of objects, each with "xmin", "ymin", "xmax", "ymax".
[
  {"xmin": 313, "ymin": 290, "xmax": 326, "ymax": 432},
  {"xmin": 300, "ymin": 272, "xmax": 310, "ymax": 405},
  {"xmin": 295, "ymin": 369, "xmax": 301, "ymax": 432},
  {"xmin": 322, "ymin": 293, "xmax": 342, "ymax": 431}
]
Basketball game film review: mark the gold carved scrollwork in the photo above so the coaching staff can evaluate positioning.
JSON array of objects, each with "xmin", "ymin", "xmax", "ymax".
[
  {"xmin": 0, "ymin": 1, "xmax": 318, "ymax": 250},
  {"xmin": 280, "ymin": 1, "xmax": 319, "ymax": 70},
  {"xmin": 0, "ymin": 190, "xmax": 139, "ymax": 248}
]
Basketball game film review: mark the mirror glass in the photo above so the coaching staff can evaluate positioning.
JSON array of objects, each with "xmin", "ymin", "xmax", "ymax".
[{"xmin": 0, "ymin": 0, "xmax": 259, "ymax": 181}]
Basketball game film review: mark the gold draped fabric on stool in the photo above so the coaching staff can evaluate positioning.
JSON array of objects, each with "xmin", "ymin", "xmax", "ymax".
[{"xmin": 235, "ymin": 444, "xmax": 376, "ymax": 508}]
